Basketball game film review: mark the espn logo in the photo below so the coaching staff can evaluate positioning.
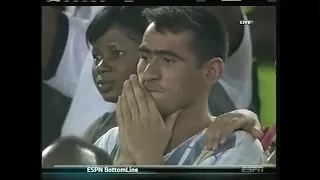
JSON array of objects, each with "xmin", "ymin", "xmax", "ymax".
[
  {"xmin": 239, "ymin": 20, "xmax": 254, "ymax": 25},
  {"xmin": 241, "ymin": 167, "xmax": 264, "ymax": 173}
]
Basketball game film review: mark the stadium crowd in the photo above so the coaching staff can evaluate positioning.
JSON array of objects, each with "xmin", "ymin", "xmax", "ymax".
[{"xmin": 41, "ymin": 6, "xmax": 276, "ymax": 166}]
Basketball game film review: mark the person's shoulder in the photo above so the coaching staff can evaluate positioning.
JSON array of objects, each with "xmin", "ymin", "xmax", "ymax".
[
  {"xmin": 94, "ymin": 127, "xmax": 119, "ymax": 154},
  {"xmin": 82, "ymin": 112, "xmax": 116, "ymax": 144},
  {"xmin": 234, "ymin": 131, "xmax": 263, "ymax": 150}
]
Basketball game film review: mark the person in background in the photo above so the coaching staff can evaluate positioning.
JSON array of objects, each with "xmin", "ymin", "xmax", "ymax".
[
  {"xmin": 42, "ymin": 6, "xmax": 89, "ymax": 98},
  {"xmin": 41, "ymin": 6, "xmax": 75, "ymax": 150},
  {"xmin": 206, "ymin": 6, "xmax": 255, "ymax": 116},
  {"xmin": 41, "ymin": 6, "xmax": 98, "ymax": 143}
]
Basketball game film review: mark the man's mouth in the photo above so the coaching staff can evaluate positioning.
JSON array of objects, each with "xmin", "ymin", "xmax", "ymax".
[{"xmin": 146, "ymin": 88, "xmax": 162, "ymax": 93}]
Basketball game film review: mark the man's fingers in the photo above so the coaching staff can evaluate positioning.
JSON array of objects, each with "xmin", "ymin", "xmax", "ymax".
[
  {"xmin": 124, "ymin": 80, "xmax": 139, "ymax": 120},
  {"xmin": 231, "ymin": 115, "xmax": 262, "ymax": 139},
  {"xmin": 143, "ymin": 88, "xmax": 158, "ymax": 114},
  {"xmin": 251, "ymin": 126, "xmax": 263, "ymax": 139},
  {"xmin": 121, "ymin": 93, "xmax": 132, "ymax": 126},
  {"xmin": 228, "ymin": 117, "xmax": 262, "ymax": 139},
  {"xmin": 217, "ymin": 124, "xmax": 235, "ymax": 144},
  {"xmin": 116, "ymin": 96, "xmax": 124, "ymax": 127},
  {"xmin": 130, "ymin": 75, "xmax": 149, "ymax": 121},
  {"xmin": 206, "ymin": 131, "xmax": 220, "ymax": 151},
  {"xmin": 206, "ymin": 117, "xmax": 239, "ymax": 150},
  {"xmin": 164, "ymin": 109, "xmax": 183, "ymax": 131}
]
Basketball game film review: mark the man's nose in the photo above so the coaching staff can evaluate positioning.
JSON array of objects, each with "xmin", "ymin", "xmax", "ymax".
[{"xmin": 140, "ymin": 59, "xmax": 161, "ymax": 83}]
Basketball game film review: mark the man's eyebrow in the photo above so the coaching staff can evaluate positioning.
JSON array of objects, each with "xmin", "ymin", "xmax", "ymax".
[
  {"xmin": 156, "ymin": 50, "xmax": 185, "ymax": 61},
  {"xmin": 138, "ymin": 45, "xmax": 185, "ymax": 61}
]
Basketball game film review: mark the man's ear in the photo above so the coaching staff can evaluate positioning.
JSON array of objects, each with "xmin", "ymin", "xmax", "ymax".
[{"xmin": 203, "ymin": 57, "xmax": 224, "ymax": 85}]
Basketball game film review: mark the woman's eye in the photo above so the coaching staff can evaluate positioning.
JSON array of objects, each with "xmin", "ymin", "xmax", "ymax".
[{"xmin": 93, "ymin": 54, "xmax": 103, "ymax": 65}]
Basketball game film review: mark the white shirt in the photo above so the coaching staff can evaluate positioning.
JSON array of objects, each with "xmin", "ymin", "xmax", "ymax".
[
  {"xmin": 56, "ymin": 11, "xmax": 253, "ymax": 137},
  {"xmin": 65, "ymin": 6, "xmax": 105, "ymax": 20},
  {"xmin": 45, "ymin": 15, "xmax": 89, "ymax": 98}
]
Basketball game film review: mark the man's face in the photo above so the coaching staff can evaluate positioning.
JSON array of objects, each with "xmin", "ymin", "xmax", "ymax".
[
  {"xmin": 137, "ymin": 23, "xmax": 206, "ymax": 116},
  {"xmin": 92, "ymin": 26, "xmax": 140, "ymax": 102}
]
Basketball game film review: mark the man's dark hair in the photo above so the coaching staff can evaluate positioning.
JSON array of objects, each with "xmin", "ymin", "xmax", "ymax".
[
  {"xmin": 143, "ymin": 6, "xmax": 228, "ymax": 66},
  {"xmin": 86, "ymin": 6, "xmax": 150, "ymax": 45}
]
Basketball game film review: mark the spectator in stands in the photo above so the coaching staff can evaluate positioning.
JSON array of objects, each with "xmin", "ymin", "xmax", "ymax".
[
  {"xmin": 95, "ymin": 6, "xmax": 264, "ymax": 165},
  {"xmin": 206, "ymin": 6, "xmax": 255, "ymax": 116},
  {"xmin": 41, "ymin": 6, "xmax": 74, "ymax": 150}
]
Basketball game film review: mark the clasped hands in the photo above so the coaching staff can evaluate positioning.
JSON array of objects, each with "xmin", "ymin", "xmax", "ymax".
[{"xmin": 115, "ymin": 74, "xmax": 181, "ymax": 165}]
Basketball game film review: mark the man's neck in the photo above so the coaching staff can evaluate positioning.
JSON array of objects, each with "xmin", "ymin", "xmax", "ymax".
[{"xmin": 165, "ymin": 100, "xmax": 212, "ymax": 154}]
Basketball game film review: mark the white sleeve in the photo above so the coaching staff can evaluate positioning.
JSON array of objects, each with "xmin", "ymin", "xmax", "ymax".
[
  {"xmin": 200, "ymin": 131, "xmax": 265, "ymax": 165},
  {"xmin": 45, "ymin": 15, "xmax": 90, "ymax": 98},
  {"xmin": 94, "ymin": 127, "xmax": 119, "ymax": 154}
]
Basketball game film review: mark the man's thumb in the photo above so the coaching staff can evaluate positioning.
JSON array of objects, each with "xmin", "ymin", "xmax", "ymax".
[{"xmin": 165, "ymin": 109, "xmax": 183, "ymax": 131}]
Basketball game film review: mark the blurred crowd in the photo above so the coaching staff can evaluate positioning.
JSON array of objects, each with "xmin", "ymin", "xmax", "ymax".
[{"xmin": 42, "ymin": 6, "xmax": 276, "ymax": 167}]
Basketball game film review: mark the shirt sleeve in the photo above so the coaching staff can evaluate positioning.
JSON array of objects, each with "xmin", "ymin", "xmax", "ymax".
[
  {"xmin": 82, "ymin": 112, "xmax": 117, "ymax": 144},
  {"xmin": 94, "ymin": 127, "xmax": 119, "ymax": 155},
  {"xmin": 200, "ymin": 131, "xmax": 265, "ymax": 165}
]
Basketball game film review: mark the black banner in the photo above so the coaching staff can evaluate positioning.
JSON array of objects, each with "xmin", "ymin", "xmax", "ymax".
[
  {"xmin": 41, "ymin": 0, "xmax": 276, "ymax": 6},
  {"xmin": 42, "ymin": 166, "xmax": 277, "ymax": 180}
]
